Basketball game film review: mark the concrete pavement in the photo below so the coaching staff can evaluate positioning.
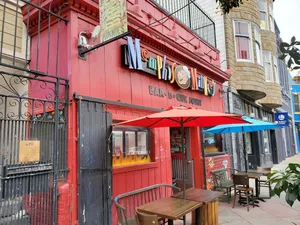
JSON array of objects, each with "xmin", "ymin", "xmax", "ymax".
[{"xmin": 175, "ymin": 154, "xmax": 300, "ymax": 225}]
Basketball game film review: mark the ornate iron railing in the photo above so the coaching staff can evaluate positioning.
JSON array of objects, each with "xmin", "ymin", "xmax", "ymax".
[{"xmin": 152, "ymin": 0, "xmax": 216, "ymax": 47}]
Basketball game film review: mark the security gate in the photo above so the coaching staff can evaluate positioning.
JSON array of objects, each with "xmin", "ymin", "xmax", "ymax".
[
  {"xmin": 77, "ymin": 100, "xmax": 112, "ymax": 225},
  {"xmin": 0, "ymin": 0, "xmax": 69, "ymax": 224}
]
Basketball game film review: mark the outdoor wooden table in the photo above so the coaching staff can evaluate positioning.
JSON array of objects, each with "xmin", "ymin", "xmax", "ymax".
[
  {"xmin": 172, "ymin": 188, "xmax": 223, "ymax": 225},
  {"xmin": 172, "ymin": 188, "xmax": 224, "ymax": 204},
  {"xmin": 137, "ymin": 196, "xmax": 202, "ymax": 225}
]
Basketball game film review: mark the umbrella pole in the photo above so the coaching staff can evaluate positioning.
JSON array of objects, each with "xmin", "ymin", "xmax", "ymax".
[
  {"xmin": 181, "ymin": 123, "xmax": 186, "ymax": 199},
  {"xmin": 242, "ymin": 131, "xmax": 248, "ymax": 172}
]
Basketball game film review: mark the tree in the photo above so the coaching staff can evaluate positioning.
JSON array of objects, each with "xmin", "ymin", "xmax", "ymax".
[
  {"xmin": 267, "ymin": 163, "xmax": 300, "ymax": 207},
  {"xmin": 279, "ymin": 37, "xmax": 300, "ymax": 71},
  {"xmin": 216, "ymin": 0, "xmax": 300, "ymax": 71}
]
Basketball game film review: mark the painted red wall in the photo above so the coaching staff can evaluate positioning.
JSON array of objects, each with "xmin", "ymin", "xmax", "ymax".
[
  {"xmin": 23, "ymin": 0, "xmax": 231, "ymax": 224},
  {"xmin": 205, "ymin": 155, "xmax": 231, "ymax": 190}
]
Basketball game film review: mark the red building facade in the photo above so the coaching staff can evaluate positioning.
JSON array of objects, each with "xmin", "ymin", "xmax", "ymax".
[{"xmin": 23, "ymin": 0, "xmax": 232, "ymax": 224}]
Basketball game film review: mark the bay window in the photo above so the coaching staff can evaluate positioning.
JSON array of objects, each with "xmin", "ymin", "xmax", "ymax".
[
  {"xmin": 254, "ymin": 27, "xmax": 262, "ymax": 65},
  {"xmin": 263, "ymin": 51, "xmax": 273, "ymax": 82},
  {"xmin": 259, "ymin": 1, "xmax": 268, "ymax": 30},
  {"xmin": 273, "ymin": 56, "xmax": 279, "ymax": 84},
  {"xmin": 112, "ymin": 127, "xmax": 150, "ymax": 167},
  {"xmin": 234, "ymin": 21, "xmax": 252, "ymax": 61}
]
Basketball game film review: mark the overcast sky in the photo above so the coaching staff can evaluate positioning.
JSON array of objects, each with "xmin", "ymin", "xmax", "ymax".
[{"xmin": 274, "ymin": 0, "xmax": 300, "ymax": 42}]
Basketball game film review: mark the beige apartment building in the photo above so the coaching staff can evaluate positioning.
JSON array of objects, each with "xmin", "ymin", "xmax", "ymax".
[{"xmin": 198, "ymin": 0, "xmax": 296, "ymax": 170}]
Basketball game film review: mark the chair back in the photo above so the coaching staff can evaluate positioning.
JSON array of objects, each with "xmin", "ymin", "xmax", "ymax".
[
  {"xmin": 211, "ymin": 169, "xmax": 228, "ymax": 187},
  {"xmin": 232, "ymin": 174, "xmax": 249, "ymax": 187},
  {"xmin": 257, "ymin": 167, "xmax": 271, "ymax": 175},
  {"xmin": 135, "ymin": 209, "xmax": 158, "ymax": 225},
  {"xmin": 114, "ymin": 184, "xmax": 180, "ymax": 225}
]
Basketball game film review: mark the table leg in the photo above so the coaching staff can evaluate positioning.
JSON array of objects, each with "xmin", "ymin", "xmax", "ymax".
[
  {"xmin": 195, "ymin": 207, "xmax": 200, "ymax": 225},
  {"xmin": 255, "ymin": 178, "xmax": 259, "ymax": 198},
  {"xmin": 168, "ymin": 219, "xmax": 174, "ymax": 225}
]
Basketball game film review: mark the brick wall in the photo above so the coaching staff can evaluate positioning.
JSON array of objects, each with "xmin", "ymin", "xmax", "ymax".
[{"xmin": 205, "ymin": 154, "xmax": 231, "ymax": 190}]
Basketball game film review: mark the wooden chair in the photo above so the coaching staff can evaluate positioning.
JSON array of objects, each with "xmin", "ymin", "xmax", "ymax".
[
  {"xmin": 114, "ymin": 184, "xmax": 181, "ymax": 225},
  {"xmin": 232, "ymin": 174, "xmax": 254, "ymax": 211},
  {"xmin": 257, "ymin": 167, "xmax": 272, "ymax": 199},
  {"xmin": 212, "ymin": 168, "xmax": 238, "ymax": 204},
  {"xmin": 135, "ymin": 209, "xmax": 158, "ymax": 225}
]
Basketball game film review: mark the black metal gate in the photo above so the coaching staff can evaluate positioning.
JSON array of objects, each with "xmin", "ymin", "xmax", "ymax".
[
  {"xmin": 77, "ymin": 100, "xmax": 112, "ymax": 225},
  {"xmin": 0, "ymin": 0, "xmax": 69, "ymax": 224}
]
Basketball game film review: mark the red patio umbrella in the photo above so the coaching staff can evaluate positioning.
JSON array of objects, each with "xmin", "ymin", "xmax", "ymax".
[{"xmin": 114, "ymin": 106, "xmax": 249, "ymax": 198}]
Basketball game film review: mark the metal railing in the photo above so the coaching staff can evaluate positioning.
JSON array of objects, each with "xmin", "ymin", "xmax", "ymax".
[{"xmin": 152, "ymin": 0, "xmax": 216, "ymax": 47}]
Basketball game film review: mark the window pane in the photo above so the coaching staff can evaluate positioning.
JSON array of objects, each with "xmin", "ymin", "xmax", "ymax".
[
  {"xmin": 203, "ymin": 133, "xmax": 220, "ymax": 153},
  {"xmin": 256, "ymin": 43, "xmax": 262, "ymax": 65},
  {"xmin": 235, "ymin": 22, "xmax": 249, "ymax": 36},
  {"xmin": 137, "ymin": 131, "xmax": 148, "ymax": 155},
  {"xmin": 263, "ymin": 131, "xmax": 270, "ymax": 153},
  {"xmin": 125, "ymin": 131, "xmax": 136, "ymax": 155},
  {"xmin": 270, "ymin": 16, "xmax": 275, "ymax": 32},
  {"xmin": 235, "ymin": 37, "xmax": 250, "ymax": 60},
  {"xmin": 112, "ymin": 131, "xmax": 123, "ymax": 156},
  {"xmin": 259, "ymin": 1, "xmax": 267, "ymax": 11},
  {"xmin": 273, "ymin": 56, "xmax": 279, "ymax": 83},
  {"xmin": 246, "ymin": 133, "xmax": 252, "ymax": 154},
  {"xmin": 260, "ymin": 13, "xmax": 268, "ymax": 29}
]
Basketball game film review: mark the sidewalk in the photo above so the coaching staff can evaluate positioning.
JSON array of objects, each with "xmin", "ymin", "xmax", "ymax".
[
  {"xmin": 175, "ymin": 154, "xmax": 300, "ymax": 225},
  {"xmin": 218, "ymin": 154, "xmax": 300, "ymax": 225}
]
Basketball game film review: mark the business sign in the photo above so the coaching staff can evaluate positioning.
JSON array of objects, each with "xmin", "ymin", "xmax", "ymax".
[
  {"xmin": 99, "ymin": 0, "xmax": 128, "ymax": 43},
  {"xmin": 121, "ymin": 37, "xmax": 216, "ymax": 97},
  {"xmin": 274, "ymin": 112, "xmax": 289, "ymax": 127},
  {"xmin": 19, "ymin": 140, "xmax": 40, "ymax": 163},
  {"xmin": 149, "ymin": 85, "xmax": 202, "ymax": 106}
]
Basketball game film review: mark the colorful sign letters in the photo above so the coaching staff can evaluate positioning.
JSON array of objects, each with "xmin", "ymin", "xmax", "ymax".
[{"xmin": 121, "ymin": 37, "xmax": 216, "ymax": 97}]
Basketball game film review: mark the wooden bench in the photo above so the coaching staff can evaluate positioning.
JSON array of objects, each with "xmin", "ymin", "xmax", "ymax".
[
  {"xmin": 211, "ymin": 168, "xmax": 238, "ymax": 204},
  {"xmin": 114, "ymin": 184, "xmax": 181, "ymax": 225}
]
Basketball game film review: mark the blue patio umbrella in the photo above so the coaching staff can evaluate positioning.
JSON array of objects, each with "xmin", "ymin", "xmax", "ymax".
[{"xmin": 204, "ymin": 116, "xmax": 282, "ymax": 171}]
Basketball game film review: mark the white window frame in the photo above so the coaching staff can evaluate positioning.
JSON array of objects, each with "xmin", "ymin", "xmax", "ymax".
[
  {"xmin": 259, "ymin": 0, "xmax": 269, "ymax": 30},
  {"xmin": 233, "ymin": 20, "xmax": 253, "ymax": 63},
  {"xmin": 273, "ymin": 56, "xmax": 279, "ymax": 84},
  {"xmin": 269, "ymin": 4, "xmax": 275, "ymax": 32},
  {"xmin": 254, "ymin": 26, "xmax": 263, "ymax": 65},
  {"xmin": 263, "ymin": 51, "xmax": 273, "ymax": 82}
]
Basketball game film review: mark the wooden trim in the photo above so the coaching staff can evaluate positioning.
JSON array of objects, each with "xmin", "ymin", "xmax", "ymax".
[{"xmin": 113, "ymin": 162, "xmax": 159, "ymax": 174}]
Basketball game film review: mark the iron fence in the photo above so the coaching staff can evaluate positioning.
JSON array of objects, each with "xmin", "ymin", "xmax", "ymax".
[
  {"xmin": 152, "ymin": 0, "xmax": 216, "ymax": 47},
  {"xmin": 0, "ymin": 0, "xmax": 69, "ymax": 224}
]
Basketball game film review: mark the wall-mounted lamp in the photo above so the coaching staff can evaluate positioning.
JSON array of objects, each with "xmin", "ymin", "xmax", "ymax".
[{"xmin": 262, "ymin": 116, "xmax": 268, "ymax": 122}]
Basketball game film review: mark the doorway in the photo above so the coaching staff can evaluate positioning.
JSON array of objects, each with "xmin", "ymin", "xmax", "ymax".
[
  {"xmin": 248, "ymin": 132, "xmax": 260, "ymax": 170},
  {"xmin": 77, "ymin": 100, "xmax": 112, "ymax": 225},
  {"xmin": 170, "ymin": 128, "xmax": 194, "ymax": 189}
]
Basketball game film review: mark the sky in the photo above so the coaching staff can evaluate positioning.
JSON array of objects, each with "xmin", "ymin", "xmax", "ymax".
[{"xmin": 274, "ymin": 0, "xmax": 300, "ymax": 42}]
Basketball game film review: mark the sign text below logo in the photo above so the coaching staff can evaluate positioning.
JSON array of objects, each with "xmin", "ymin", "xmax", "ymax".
[
  {"xmin": 149, "ymin": 85, "xmax": 201, "ymax": 106},
  {"xmin": 121, "ymin": 37, "xmax": 216, "ymax": 97},
  {"xmin": 274, "ymin": 112, "xmax": 289, "ymax": 127}
]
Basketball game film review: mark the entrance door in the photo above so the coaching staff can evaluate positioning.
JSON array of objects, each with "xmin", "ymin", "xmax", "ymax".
[
  {"xmin": 270, "ymin": 130, "xmax": 278, "ymax": 163},
  {"xmin": 78, "ymin": 101, "xmax": 112, "ymax": 225},
  {"xmin": 248, "ymin": 132, "xmax": 260, "ymax": 169}
]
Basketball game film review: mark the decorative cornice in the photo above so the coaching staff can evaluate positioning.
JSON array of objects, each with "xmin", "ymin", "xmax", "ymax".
[{"xmin": 127, "ymin": 15, "xmax": 230, "ymax": 83}]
